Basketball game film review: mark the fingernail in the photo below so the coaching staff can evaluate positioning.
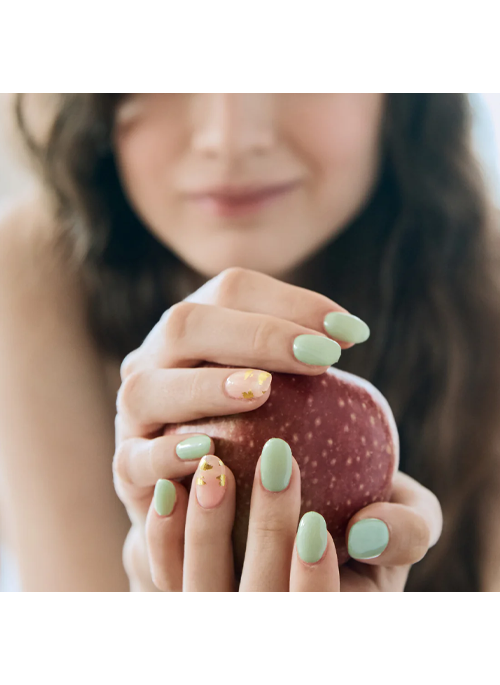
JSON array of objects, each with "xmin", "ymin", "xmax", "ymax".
[
  {"xmin": 195, "ymin": 455, "xmax": 227, "ymax": 509},
  {"xmin": 260, "ymin": 438, "xmax": 292, "ymax": 492},
  {"xmin": 176, "ymin": 434, "xmax": 211, "ymax": 460},
  {"xmin": 348, "ymin": 518, "xmax": 389, "ymax": 559},
  {"xmin": 296, "ymin": 511, "xmax": 328, "ymax": 564},
  {"xmin": 224, "ymin": 369, "xmax": 272, "ymax": 400},
  {"xmin": 153, "ymin": 479, "xmax": 176, "ymax": 517},
  {"xmin": 293, "ymin": 334, "xmax": 341, "ymax": 366},
  {"xmin": 323, "ymin": 312, "xmax": 370, "ymax": 344}
]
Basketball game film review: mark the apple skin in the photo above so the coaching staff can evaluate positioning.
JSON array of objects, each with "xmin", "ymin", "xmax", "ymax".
[{"xmin": 164, "ymin": 363, "xmax": 399, "ymax": 573}]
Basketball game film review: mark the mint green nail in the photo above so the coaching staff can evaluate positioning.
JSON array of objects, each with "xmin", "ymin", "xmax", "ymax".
[
  {"xmin": 175, "ymin": 434, "xmax": 211, "ymax": 460},
  {"xmin": 293, "ymin": 335, "xmax": 341, "ymax": 366},
  {"xmin": 323, "ymin": 312, "xmax": 370, "ymax": 344},
  {"xmin": 296, "ymin": 511, "xmax": 328, "ymax": 563},
  {"xmin": 154, "ymin": 479, "xmax": 176, "ymax": 517},
  {"xmin": 260, "ymin": 438, "xmax": 293, "ymax": 492},
  {"xmin": 348, "ymin": 518, "xmax": 389, "ymax": 559}
]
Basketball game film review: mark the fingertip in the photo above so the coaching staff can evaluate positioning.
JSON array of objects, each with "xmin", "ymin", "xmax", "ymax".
[
  {"xmin": 175, "ymin": 433, "xmax": 214, "ymax": 461},
  {"xmin": 153, "ymin": 478, "xmax": 176, "ymax": 517},
  {"xmin": 146, "ymin": 479, "xmax": 187, "ymax": 592},
  {"xmin": 291, "ymin": 520, "xmax": 340, "ymax": 591}
]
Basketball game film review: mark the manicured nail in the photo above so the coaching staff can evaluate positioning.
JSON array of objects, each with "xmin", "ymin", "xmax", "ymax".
[
  {"xmin": 323, "ymin": 312, "xmax": 370, "ymax": 344},
  {"xmin": 348, "ymin": 518, "xmax": 389, "ymax": 559},
  {"xmin": 153, "ymin": 479, "xmax": 176, "ymax": 517},
  {"xmin": 260, "ymin": 438, "xmax": 293, "ymax": 492},
  {"xmin": 195, "ymin": 455, "xmax": 227, "ymax": 509},
  {"xmin": 176, "ymin": 434, "xmax": 211, "ymax": 461},
  {"xmin": 224, "ymin": 369, "xmax": 272, "ymax": 400},
  {"xmin": 296, "ymin": 511, "xmax": 328, "ymax": 564},
  {"xmin": 293, "ymin": 335, "xmax": 341, "ymax": 366}
]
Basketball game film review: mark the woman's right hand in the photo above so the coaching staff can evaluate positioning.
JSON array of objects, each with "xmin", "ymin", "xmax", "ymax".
[{"xmin": 112, "ymin": 267, "xmax": 361, "ymax": 591}]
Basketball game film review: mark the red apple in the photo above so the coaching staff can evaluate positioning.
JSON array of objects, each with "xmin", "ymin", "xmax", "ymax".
[{"xmin": 164, "ymin": 363, "xmax": 399, "ymax": 573}]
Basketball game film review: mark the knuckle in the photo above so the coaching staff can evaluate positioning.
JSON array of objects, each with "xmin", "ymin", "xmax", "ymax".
[
  {"xmin": 160, "ymin": 301, "xmax": 197, "ymax": 343},
  {"xmin": 214, "ymin": 266, "xmax": 248, "ymax": 307},
  {"xmin": 116, "ymin": 371, "xmax": 144, "ymax": 418},
  {"xmin": 185, "ymin": 368, "xmax": 207, "ymax": 407},
  {"xmin": 112, "ymin": 441, "xmax": 131, "ymax": 484},
  {"xmin": 251, "ymin": 318, "xmax": 275, "ymax": 358},
  {"xmin": 408, "ymin": 514, "xmax": 431, "ymax": 562},
  {"xmin": 122, "ymin": 527, "xmax": 141, "ymax": 581},
  {"xmin": 151, "ymin": 570, "xmax": 171, "ymax": 592},
  {"xmin": 148, "ymin": 438, "xmax": 168, "ymax": 481},
  {"xmin": 120, "ymin": 350, "xmax": 138, "ymax": 381},
  {"xmin": 251, "ymin": 516, "xmax": 290, "ymax": 543}
]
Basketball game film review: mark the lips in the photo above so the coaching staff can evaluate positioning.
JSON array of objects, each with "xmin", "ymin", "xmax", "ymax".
[{"xmin": 186, "ymin": 180, "xmax": 300, "ymax": 217}]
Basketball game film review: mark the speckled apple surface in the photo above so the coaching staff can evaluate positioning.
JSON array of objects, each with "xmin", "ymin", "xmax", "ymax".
[{"xmin": 164, "ymin": 364, "xmax": 399, "ymax": 574}]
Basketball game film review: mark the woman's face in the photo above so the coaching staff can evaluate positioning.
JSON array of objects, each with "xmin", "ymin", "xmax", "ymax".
[{"xmin": 113, "ymin": 94, "xmax": 385, "ymax": 279}]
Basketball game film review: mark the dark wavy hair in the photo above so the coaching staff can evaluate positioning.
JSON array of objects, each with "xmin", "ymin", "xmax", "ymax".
[{"xmin": 14, "ymin": 93, "xmax": 500, "ymax": 591}]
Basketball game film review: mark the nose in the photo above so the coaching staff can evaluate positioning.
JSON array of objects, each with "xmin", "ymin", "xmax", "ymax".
[{"xmin": 191, "ymin": 93, "xmax": 275, "ymax": 159}]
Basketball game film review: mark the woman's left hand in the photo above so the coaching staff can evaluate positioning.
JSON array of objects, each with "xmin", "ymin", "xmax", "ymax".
[{"xmin": 145, "ymin": 441, "xmax": 443, "ymax": 592}]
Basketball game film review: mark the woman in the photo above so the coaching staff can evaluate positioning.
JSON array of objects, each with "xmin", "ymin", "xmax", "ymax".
[{"xmin": 0, "ymin": 94, "xmax": 498, "ymax": 590}]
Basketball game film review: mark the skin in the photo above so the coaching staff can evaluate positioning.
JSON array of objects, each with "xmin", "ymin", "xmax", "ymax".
[
  {"xmin": 1, "ymin": 93, "xmax": 475, "ymax": 591},
  {"xmin": 115, "ymin": 268, "xmax": 443, "ymax": 591},
  {"xmin": 113, "ymin": 94, "xmax": 385, "ymax": 280}
]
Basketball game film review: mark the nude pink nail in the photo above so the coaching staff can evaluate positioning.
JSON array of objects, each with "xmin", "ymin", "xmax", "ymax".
[
  {"xmin": 224, "ymin": 369, "xmax": 272, "ymax": 400},
  {"xmin": 195, "ymin": 455, "xmax": 227, "ymax": 509}
]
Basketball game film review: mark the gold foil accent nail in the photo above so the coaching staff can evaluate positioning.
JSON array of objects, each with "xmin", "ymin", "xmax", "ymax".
[
  {"xmin": 242, "ymin": 390, "xmax": 254, "ymax": 399},
  {"xmin": 200, "ymin": 458, "xmax": 213, "ymax": 470},
  {"xmin": 216, "ymin": 474, "xmax": 226, "ymax": 487},
  {"xmin": 244, "ymin": 370, "xmax": 254, "ymax": 380},
  {"xmin": 258, "ymin": 371, "xmax": 271, "ymax": 386},
  {"xmin": 196, "ymin": 477, "xmax": 206, "ymax": 485},
  {"xmin": 218, "ymin": 458, "xmax": 224, "ymax": 466}
]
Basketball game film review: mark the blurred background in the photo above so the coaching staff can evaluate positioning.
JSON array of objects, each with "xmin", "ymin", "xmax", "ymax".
[{"xmin": 1, "ymin": 93, "xmax": 499, "ymax": 591}]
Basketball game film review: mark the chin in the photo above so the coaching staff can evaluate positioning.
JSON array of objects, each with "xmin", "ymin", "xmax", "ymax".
[{"xmin": 179, "ymin": 245, "xmax": 301, "ymax": 280}]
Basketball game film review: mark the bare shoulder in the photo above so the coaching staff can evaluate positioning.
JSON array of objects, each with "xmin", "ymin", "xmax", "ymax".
[
  {"xmin": 0, "ymin": 196, "xmax": 121, "ymax": 394},
  {"xmin": 0, "ymin": 196, "xmax": 93, "ymax": 382},
  {"xmin": 0, "ymin": 196, "xmax": 82, "ymax": 312}
]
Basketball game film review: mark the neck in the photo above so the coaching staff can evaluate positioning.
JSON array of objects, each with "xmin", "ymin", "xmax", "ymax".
[{"xmin": 170, "ymin": 250, "xmax": 326, "ymax": 302}]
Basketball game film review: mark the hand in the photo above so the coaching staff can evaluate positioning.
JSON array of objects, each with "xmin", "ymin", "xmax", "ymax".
[
  {"xmin": 143, "ymin": 440, "xmax": 442, "ymax": 591},
  {"xmin": 340, "ymin": 470, "xmax": 442, "ymax": 591},
  {"xmin": 112, "ymin": 267, "xmax": 355, "ymax": 590}
]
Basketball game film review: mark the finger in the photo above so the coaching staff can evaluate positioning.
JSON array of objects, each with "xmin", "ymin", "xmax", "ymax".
[
  {"xmin": 116, "ymin": 366, "xmax": 274, "ymax": 438},
  {"xmin": 122, "ymin": 526, "xmax": 159, "ymax": 592},
  {"xmin": 339, "ymin": 561, "xmax": 409, "ymax": 592},
  {"xmin": 120, "ymin": 302, "xmax": 341, "ymax": 378},
  {"xmin": 183, "ymin": 455, "xmax": 236, "ymax": 592},
  {"xmin": 184, "ymin": 267, "xmax": 363, "ymax": 349},
  {"xmin": 145, "ymin": 479, "xmax": 189, "ymax": 591},
  {"xmin": 290, "ymin": 517, "xmax": 340, "ymax": 592},
  {"xmin": 239, "ymin": 439, "xmax": 301, "ymax": 592},
  {"xmin": 345, "ymin": 472, "xmax": 443, "ymax": 567},
  {"xmin": 390, "ymin": 471, "xmax": 443, "ymax": 547},
  {"xmin": 113, "ymin": 433, "xmax": 215, "ymax": 488}
]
